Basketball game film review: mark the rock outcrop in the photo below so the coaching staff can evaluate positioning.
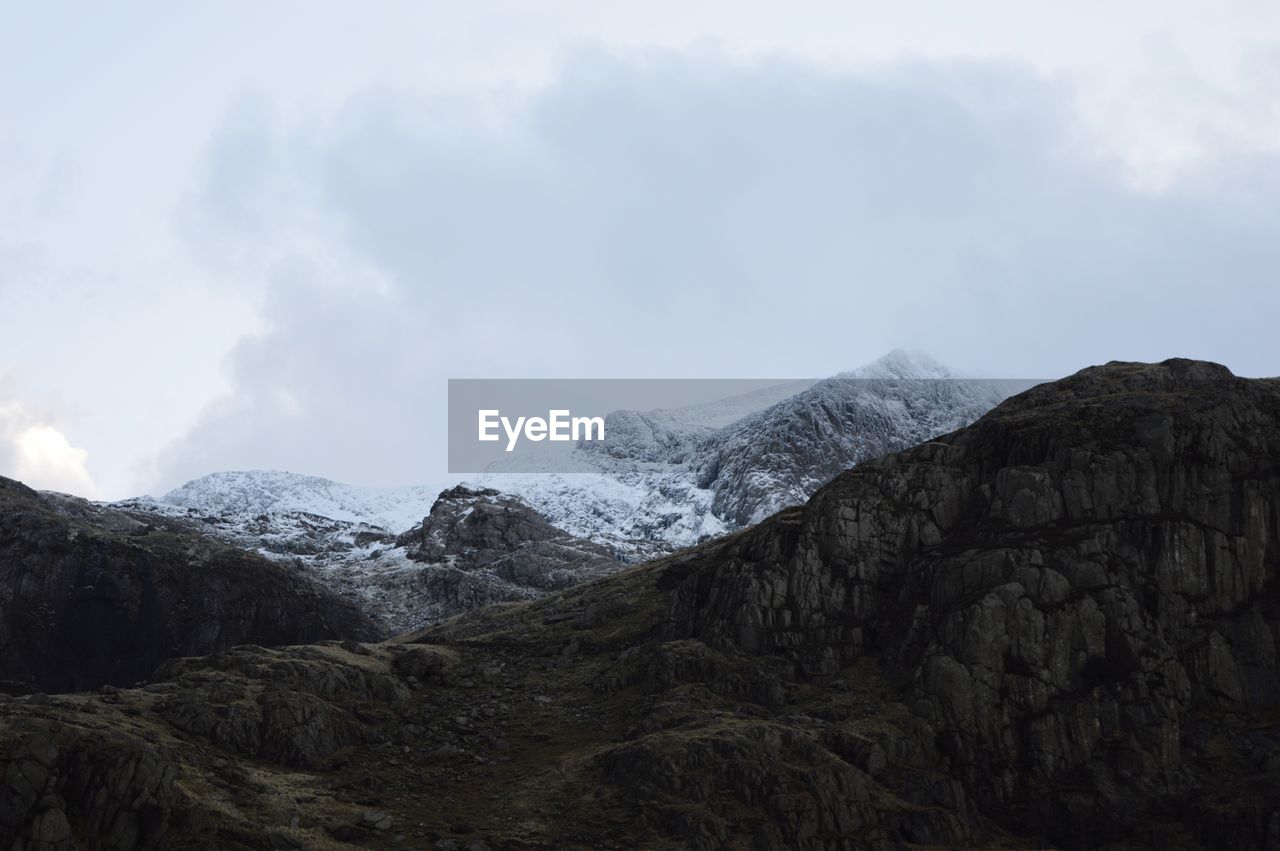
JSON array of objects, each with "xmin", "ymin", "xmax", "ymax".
[
  {"xmin": 377, "ymin": 485, "xmax": 620, "ymax": 618},
  {"xmin": 0, "ymin": 477, "xmax": 378, "ymax": 694}
]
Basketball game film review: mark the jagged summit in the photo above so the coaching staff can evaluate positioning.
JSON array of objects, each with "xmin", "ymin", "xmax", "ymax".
[
  {"xmin": 688, "ymin": 363, "xmax": 1021, "ymax": 525},
  {"xmin": 382, "ymin": 484, "xmax": 618, "ymax": 622},
  {"xmin": 838, "ymin": 347, "xmax": 956, "ymax": 379}
]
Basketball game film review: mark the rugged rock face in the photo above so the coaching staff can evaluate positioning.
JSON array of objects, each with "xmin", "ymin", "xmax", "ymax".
[
  {"xmin": 0, "ymin": 477, "xmax": 379, "ymax": 694},
  {"xmin": 0, "ymin": 712, "xmax": 181, "ymax": 850},
  {"xmin": 661, "ymin": 358, "xmax": 1280, "ymax": 844},
  {"xmin": 0, "ymin": 359, "xmax": 1276, "ymax": 849},
  {"xmin": 382, "ymin": 485, "xmax": 620, "ymax": 617}
]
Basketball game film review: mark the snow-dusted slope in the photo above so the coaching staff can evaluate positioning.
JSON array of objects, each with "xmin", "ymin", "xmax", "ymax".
[
  {"xmin": 112, "ymin": 351, "xmax": 1030, "ymax": 631},
  {"xmin": 114, "ymin": 476, "xmax": 629, "ymax": 633},
  {"xmin": 691, "ymin": 353, "xmax": 1018, "ymax": 525},
  {"xmin": 158, "ymin": 469, "xmax": 447, "ymax": 532},
  {"xmin": 124, "ymin": 467, "xmax": 716, "ymax": 558},
  {"xmin": 563, "ymin": 350, "xmax": 1028, "ymax": 528},
  {"xmin": 132, "ymin": 352, "xmax": 1008, "ymax": 550}
]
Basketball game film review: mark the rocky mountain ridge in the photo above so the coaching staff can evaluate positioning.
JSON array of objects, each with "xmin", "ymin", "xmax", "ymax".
[
  {"xmin": 113, "ymin": 352, "xmax": 1018, "ymax": 630},
  {"xmin": 654, "ymin": 357, "xmax": 1280, "ymax": 844},
  {"xmin": 0, "ymin": 358, "xmax": 1275, "ymax": 849},
  {"xmin": 686, "ymin": 371, "xmax": 1016, "ymax": 526},
  {"xmin": 116, "ymin": 483, "xmax": 627, "ymax": 634}
]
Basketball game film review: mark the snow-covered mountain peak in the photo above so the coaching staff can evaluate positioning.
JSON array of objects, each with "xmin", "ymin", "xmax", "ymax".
[
  {"xmin": 111, "ymin": 349, "xmax": 1021, "ymax": 632},
  {"xmin": 164, "ymin": 470, "xmax": 341, "ymax": 512},
  {"xmin": 841, "ymin": 349, "xmax": 955, "ymax": 380},
  {"xmin": 159, "ymin": 469, "xmax": 445, "ymax": 533}
]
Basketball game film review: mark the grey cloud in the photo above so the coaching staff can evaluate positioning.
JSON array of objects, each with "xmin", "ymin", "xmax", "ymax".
[{"xmin": 154, "ymin": 51, "xmax": 1280, "ymax": 492}]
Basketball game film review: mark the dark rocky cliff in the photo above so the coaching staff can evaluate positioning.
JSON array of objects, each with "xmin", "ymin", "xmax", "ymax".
[
  {"xmin": 660, "ymin": 358, "xmax": 1280, "ymax": 844},
  {"xmin": 0, "ymin": 476, "xmax": 378, "ymax": 694}
]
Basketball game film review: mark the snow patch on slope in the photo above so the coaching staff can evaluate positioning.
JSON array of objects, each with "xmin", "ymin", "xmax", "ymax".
[{"xmin": 157, "ymin": 469, "xmax": 450, "ymax": 532}]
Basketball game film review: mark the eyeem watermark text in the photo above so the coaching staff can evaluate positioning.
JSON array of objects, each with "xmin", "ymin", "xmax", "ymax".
[{"xmin": 478, "ymin": 409, "xmax": 605, "ymax": 451}]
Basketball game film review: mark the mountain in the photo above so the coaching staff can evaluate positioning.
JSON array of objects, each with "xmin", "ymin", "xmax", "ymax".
[
  {"xmin": 0, "ymin": 475, "xmax": 377, "ymax": 694},
  {"xmin": 1, "ymin": 359, "xmax": 1275, "ymax": 848},
  {"xmin": 158, "ymin": 469, "xmax": 444, "ymax": 531},
  {"xmin": 116, "ymin": 469, "xmax": 445, "ymax": 565},
  {"xmin": 650, "ymin": 358, "xmax": 1280, "ymax": 845},
  {"xmin": 109, "ymin": 352, "xmax": 1018, "ymax": 632},
  {"xmin": 554, "ymin": 350, "xmax": 1027, "ymax": 535},
  {"xmin": 118, "ymin": 477, "xmax": 627, "ymax": 633},
  {"xmin": 687, "ymin": 353, "xmax": 1018, "ymax": 525}
]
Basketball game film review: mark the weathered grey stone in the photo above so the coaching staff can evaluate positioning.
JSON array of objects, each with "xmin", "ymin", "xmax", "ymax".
[
  {"xmin": 375, "ymin": 485, "xmax": 621, "ymax": 620},
  {"xmin": 0, "ymin": 717, "xmax": 180, "ymax": 850},
  {"xmin": 659, "ymin": 359, "xmax": 1280, "ymax": 845}
]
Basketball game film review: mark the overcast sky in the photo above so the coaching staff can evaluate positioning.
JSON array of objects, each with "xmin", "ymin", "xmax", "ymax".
[{"xmin": 2, "ymin": 2, "xmax": 1278, "ymax": 500}]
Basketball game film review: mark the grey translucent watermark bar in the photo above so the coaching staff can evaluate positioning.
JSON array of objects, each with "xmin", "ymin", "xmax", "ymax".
[{"xmin": 447, "ymin": 377, "xmax": 1042, "ymax": 474}]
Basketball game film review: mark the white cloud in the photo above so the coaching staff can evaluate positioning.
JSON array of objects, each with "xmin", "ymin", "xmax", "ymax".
[
  {"xmin": 151, "ymin": 52, "xmax": 1280, "ymax": 494},
  {"xmin": 3, "ymin": 5, "xmax": 1279, "ymax": 497},
  {"xmin": 0, "ymin": 403, "xmax": 101, "ymax": 498}
]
